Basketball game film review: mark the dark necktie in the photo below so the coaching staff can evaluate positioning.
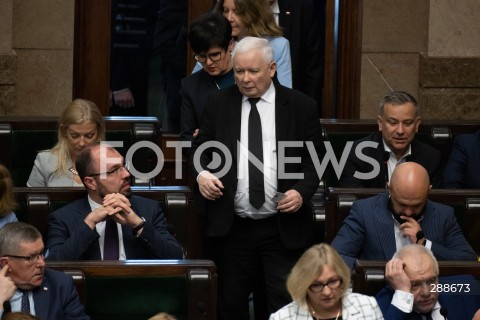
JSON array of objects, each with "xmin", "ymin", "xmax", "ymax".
[
  {"xmin": 103, "ymin": 217, "xmax": 119, "ymax": 260},
  {"xmin": 21, "ymin": 290, "xmax": 30, "ymax": 313},
  {"xmin": 421, "ymin": 312, "xmax": 433, "ymax": 320},
  {"xmin": 248, "ymin": 98, "xmax": 265, "ymax": 209}
]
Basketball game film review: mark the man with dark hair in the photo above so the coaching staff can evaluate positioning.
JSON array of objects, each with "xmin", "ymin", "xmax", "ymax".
[
  {"xmin": 180, "ymin": 12, "xmax": 235, "ymax": 156},
  {"xmin": 0, "ymin": 222, "xmax": 90, "ymax": 319},
  {"xmin": 339, "ymin": 91, "xmax": 442, "ymax": 188},
  {"xmin": 46, "ymin": 143, "xmax": 183, "ymax": 261}
]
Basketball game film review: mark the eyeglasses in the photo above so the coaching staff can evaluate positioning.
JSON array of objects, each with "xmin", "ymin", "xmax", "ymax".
[
  {"xmin": 309, "ymin": 278, "xmax": 342, "ymax": 293},
  {"xmin": 88, "ymin": 164, "xmax": 129, "ymax": 177},
  {"xmin": 4, "ymin": 253, "xmax": 44, "ymax": 265},
  {"xmin": 194, "ymin": 51, "xmax": 223, "ymax": 63}
]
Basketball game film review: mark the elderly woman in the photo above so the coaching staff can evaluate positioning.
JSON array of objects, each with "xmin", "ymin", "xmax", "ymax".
[
  {"xmin": 27, "ymin": 99, "xmax": 105, "ymax": 187},
  {"xmin": 270, "ymin": 243, "xmax": 383, "ymax": 320},
  {"xmin": 0, "ymin": 164, "xmax": 18, "ymax": 228}
]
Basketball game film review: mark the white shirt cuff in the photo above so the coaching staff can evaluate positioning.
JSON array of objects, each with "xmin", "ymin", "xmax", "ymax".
[
  {"xmin": 196, "ymin": 170, "xmax": 209, "ymax": 183},
  {"xmin": 425, "ymin": 239, "xmax": 432, "ymax": 249},
  {"xmin": 391, "ymin": 290, "xmax": 414, "ymax": 313}
]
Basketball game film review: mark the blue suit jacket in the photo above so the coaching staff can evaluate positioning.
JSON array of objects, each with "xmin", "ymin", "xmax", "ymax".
[
  {"xmin": 331, "ymin": 192, "xmax": 477, "ymax": 269},
  {"xmin": 443, "ymin": 130, "xmax": 480, "ymax": 188},
  {"xmin": 375, "ymin": 275, "xmax": 480, "ymax": 320},
  {"xmin": 32, "ymin": 268, "xmax": 89, "ymax": 320},
  {"xmin": 46, "ymin": 195, "xmax": 183, "ymax": 260}
]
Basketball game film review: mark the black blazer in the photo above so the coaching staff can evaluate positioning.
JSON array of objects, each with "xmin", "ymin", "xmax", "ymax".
[
  {"xmin": 339, "ymin": 131, "xmax": 443, "ymax": 188},
  {"xmin": 46, "ymin": 195, "xmax": 183, "ymax": 261},
  {"xmin": 190, "ymin": 82, "xmax": 324, "ymax": 249},
  {"xmin": 278, "ymin": 0, "xmax": 324, "ymax": 107}
]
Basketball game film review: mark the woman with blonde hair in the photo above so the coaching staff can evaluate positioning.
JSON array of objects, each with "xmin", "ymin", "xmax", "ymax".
[
  {"xmin": 0, "ymin": 164, "xmax": 18, "ymax": 228},
  {"xmin": 27, "ymin": 98, "xmax": 105, "ymax": 187},
  {"xmin": 194, "ymin": 0, "xmax": 292, "ymax": 87},
  {"xmin": 270, "ymin": 243, "xmax": 383, "ymax": 320}
]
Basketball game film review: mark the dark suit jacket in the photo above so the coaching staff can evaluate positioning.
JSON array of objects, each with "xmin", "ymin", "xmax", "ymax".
[
  {"xmin": 46, "ymin": 195, "xmax": 183, "ymax": 261},
  {"xmin": 443, "ymin": 130, "xmax": 480, "ymax": 188},
  {"xmin": 32, "ymin": 268, "xmax": 90, "ymax": 320},
  {"xmin": 339, "ymin": 131, "xmax": 443, "ymax": 188},
  {"xmin": 180, "ymin": 68, "xmax": 234, "ymax": 156},
  {"xmin": 190, "ymin": 82, "xmax": 323, "ymax": 249},
  {"xmin": 376, "ymin": 275, "xmax": 480, "ymax": 320},
  {"xmin": 331, "ymin": 192, "xmax": 477, "ymax": 269},
  {"xmin": 278, "ymin": 0, "xmax": 324, "ymax": 107}
]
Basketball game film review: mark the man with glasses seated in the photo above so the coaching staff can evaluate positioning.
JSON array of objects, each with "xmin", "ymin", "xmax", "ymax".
[
  {"xmin": 0, "ymin": 222, "xmax": 90, "ymax": 319},
  {"xmin": 180, "ymin": 12, "xmax": 235, "ymax": 156},
  {"xmin": 45, "ymin": 143, "xmax": 183, "ymax": 261},
  {"xmin": 376, "ymin": 244, "xmax": 480, "ymax": 320}
]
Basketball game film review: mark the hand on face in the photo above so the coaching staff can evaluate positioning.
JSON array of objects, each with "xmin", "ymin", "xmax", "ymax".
[
  {"xmin": 385, "ymin": 258, "xmax": 411, "ymax": 292},
  {"xmin": 398, "ymin": 216, "xmax": 422, "ymax": 243},
  {"xmin": 0, "ymin": 264, "xmax": 16, "ymax": 303}
]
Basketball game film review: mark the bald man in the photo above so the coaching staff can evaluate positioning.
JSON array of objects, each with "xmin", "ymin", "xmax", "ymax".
[
  {"xmin": 332, "ymin": 162, "xmax": 476, "ymax": 269},
  {"xmin": 376, "ymin": 244, "xmax": 480, "ymax": 319}
]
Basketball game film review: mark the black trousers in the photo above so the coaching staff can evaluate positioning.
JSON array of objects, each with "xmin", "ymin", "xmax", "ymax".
[{"xmin": 213, "ymin": 215, "xmax": 304, "ymax": 320}]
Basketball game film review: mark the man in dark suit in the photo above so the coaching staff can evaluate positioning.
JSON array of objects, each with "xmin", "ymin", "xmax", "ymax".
[
  {"xmin": 46, "ymin": 143, "xmax": 183, "ymax": 261},
  {"xmin": 180, "ymin": 12, "xmax": 235, "ymax": 156},
  {"xmin": 442, "ymin": 129, "xmax": 480, "ymax": 188},
  {"xmin": 269, "ymin": 0, "xmax": 325, "ymax": 109},
  {"xmin": 332, "ymin": 162, "xmax": 476, "ymax": 269},
  {"xmin": 190, "ymin": 36, "xmax": 323, "ymax": 319},
  {"xmin": 339, "ymin": 91, "xmax": 442, "ymax": 188},
  {"xmin": 376, "ymin": 244, "xmax": 480, "ymax": 320},
  {"xmin": 0, "ymin": 222, "xmax": 90, "ymax": 319}
]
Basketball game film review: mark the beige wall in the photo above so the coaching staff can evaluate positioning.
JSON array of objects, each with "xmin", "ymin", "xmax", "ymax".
[
  {"xmin": 359, "ymin": 0, "xmax": 480, "ymax": 120},
  {"xmin": 2, "ymin": 0, "xmax": 479, "ymax": 118},
  {"xmin": 1, "ymin": 0, "xmax": 74, "ymax": 116}
]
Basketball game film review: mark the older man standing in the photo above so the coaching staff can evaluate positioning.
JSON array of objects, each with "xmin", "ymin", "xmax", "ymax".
[{"xmin": 191, "ymin": 36, "xmax": 323, "ymax": 319}]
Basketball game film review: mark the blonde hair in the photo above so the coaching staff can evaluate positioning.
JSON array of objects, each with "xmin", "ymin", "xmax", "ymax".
[
  {"xmin": 148, "ymin": 312, "xmax": 177, "ymax": 320},
  {"xmin": 215, "ymin": 0, "xmax": 283, "ymax": 38},
  {"xmin": 50, "ymin": 99, "xmax": 105, "ymax": 175},
  {"xmin": 0, "ymin": 164, "xmax": 17, "ymax": 216},
  {"xmin": 286, "ymin": 243, "xmax": 351, "ymax": 308}
]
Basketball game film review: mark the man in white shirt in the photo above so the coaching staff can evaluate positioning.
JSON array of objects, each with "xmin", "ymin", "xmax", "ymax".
[{"xmin": 376, "ymin": 244, "xmax": 480, "ymax": 319}]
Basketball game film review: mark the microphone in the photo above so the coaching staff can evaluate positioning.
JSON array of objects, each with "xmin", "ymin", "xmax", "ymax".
[
  {"xmin": 440, "ymin": 307, "xmax": 448, "ymax": 319},
  {"xmin": 383, "ymin": 151, "xmax": 390, "ymax": 187}
]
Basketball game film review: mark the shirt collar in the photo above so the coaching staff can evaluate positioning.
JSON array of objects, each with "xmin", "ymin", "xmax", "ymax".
[
  {"xmin": 383, "ymin": 139, "xmax": 412, "ymax": 160},
  {"xmin": 242, "ymin": 82, "xmax": 276, "ymax": 105}
]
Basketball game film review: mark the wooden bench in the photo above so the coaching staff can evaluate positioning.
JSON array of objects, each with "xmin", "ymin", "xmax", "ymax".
[
  {"xmin": 0, "ymin": 116, "xmax": 162, "ymax": 186},
  {"xmin": 47, "ymin": 260, "xmax": 217, "ymax": 320},
  {"xmin": 324, "ymin": 187, "xmax": 480, "ymax": 255},
  {"xmin": 352, "ymin": 260, "xmax": 480, "ymax": 297},
  {"xmin": 13, "ymin": 186, "xmax": 203, "ymax": 258}
]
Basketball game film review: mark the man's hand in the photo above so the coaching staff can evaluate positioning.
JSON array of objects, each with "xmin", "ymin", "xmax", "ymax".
[
  {"xmin": 399, "ymin": 216, "xmax": 422, "ymax": 243},
  {"xmin": 385, "ymin": 258, "xmax": 411, "ymax": 292},
  {"xmin": 277, "ymin": 189, "xmax": 303, "ymax": 213},
  {"xmin": 0, "ymin": 264, "xmax": 16, "ymax": 307},
  {"xmin": 103, "ymin": 193, "xmax": 143, "ymax": 228},
  {"xmin": 198, "ymin": 171, "xmax": 224, "ymax": 200},
  {"xmin": 84, "ymin": 206, "xmax": 113, "ymax": 230},
  {"xmin": 113, "ymin": 88, "xmax": 135, "ymax": 108},
  {"xmin": 193, "ymin": 128, "xmax": 199, "ymax": 138}
]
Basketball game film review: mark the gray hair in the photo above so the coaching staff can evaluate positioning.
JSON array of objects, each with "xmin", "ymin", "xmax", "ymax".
[
  {"xmin": 393, "ymin": 244, "xmax": 439, "ymax": 275},
  {"xmin": 0, "ymin": 222, "xmax": 42, "ymax": 256},
  {"xmin": 379, "ymin": 91, "xmax": 418, "ymax": 115},
  {"xmin": 232, "ymin": 36, "xmax": 273, "ymax": 64}
]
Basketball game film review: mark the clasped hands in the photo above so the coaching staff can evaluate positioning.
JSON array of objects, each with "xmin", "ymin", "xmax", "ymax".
[
  {"xmin": 198, "ymin": 171, "xmax": 303, "ymax": 212},
  {"xmin": 84, "ymin": 193, "xmax": 143, "ymax": 230}
]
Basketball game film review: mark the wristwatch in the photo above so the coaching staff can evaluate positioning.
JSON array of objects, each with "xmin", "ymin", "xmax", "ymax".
[
  {"xmin": 416, "ymin": 230, "xmax": 426, "ymax": 246},
  {"xmin": 133, "ymin": 217, "xmax": 146, "ymax": 236}
]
